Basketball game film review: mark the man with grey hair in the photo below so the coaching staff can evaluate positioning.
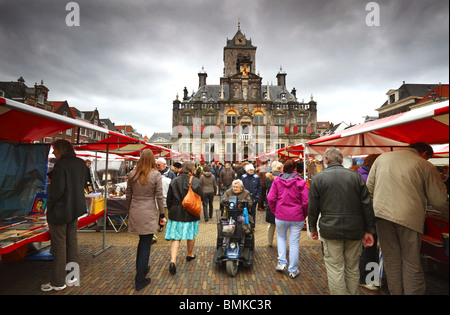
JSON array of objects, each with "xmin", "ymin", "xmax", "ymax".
[
  {"xmin": 308, "ymin": 147, "xmax": 375, "ymax": 295},
  {"xmin": 367, "ymin": 142, "xmax": 449, "ymax": 295}
]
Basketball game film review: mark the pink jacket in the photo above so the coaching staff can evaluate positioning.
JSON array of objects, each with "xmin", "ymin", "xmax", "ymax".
[{"xmin": 267, "ymin": 172, "xmax": 308, "ymax": 222}]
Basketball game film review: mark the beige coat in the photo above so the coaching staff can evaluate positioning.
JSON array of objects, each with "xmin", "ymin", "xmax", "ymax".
[
  {"xmin": 126, "ymin": 169, "xmax": 165, "ymax": 235},
  {"xmin": 366, "ymin": 148, "xmax": 449, "ymax": 233}
]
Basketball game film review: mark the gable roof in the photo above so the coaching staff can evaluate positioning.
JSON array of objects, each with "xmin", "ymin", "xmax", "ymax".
[
  {"xmin": 148, "ymin": 132, "xmax": 171, "ymax": 143},
  {"xmin": 100, "ymin": 118, "xmax": 117, "ymax": 131},
  {"xmin": 381, "ymin": 83, "xmax": 442, "ymax": 108},
  {"xmin": 317, "ymin": 121, "xmax": 330, "ymax": 129},
  {"xmin": 0, "ymin": 78, "xmax": 28, "ymax": 100},
  {"xmin": 115, "ymin": 125, "xmax": 134, "ymax": 133}
]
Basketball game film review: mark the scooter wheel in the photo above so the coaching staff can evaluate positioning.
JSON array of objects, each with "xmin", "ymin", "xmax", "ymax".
[{"xmin": 226, "ymin": 260, "xmax": 239, "ymax": 277}]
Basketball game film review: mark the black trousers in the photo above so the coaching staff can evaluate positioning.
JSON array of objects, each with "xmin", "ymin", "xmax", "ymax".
[
  {"xmin": 202, "ymin": 193, "xmax": 215, "ymax": 220},
  {"xmin": 135, "ymin": 234, "xmax": 154, "ymax": 285}
]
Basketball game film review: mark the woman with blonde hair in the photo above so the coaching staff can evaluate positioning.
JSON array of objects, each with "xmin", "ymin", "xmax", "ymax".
[{"xmin": 126, "ymin": 149, "xmax": 165, "ymax": 291}]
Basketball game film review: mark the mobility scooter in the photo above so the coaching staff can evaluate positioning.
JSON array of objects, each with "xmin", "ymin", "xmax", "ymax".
[{"xmin": 213, "ymin": 196, "xmax": 255, "ymax": 276}]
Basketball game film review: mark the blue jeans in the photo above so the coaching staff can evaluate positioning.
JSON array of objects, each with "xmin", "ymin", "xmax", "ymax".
[
  {"xmin": 275, "ymin": 218, "xmax": 304, "ymax": 273},
  {"xmin": 135, "ymin": 234, "xmax": 153, "ymax": 285}
]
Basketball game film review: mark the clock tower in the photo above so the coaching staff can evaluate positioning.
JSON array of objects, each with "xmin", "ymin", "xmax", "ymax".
[
  {"xmin": 221, "ymin": 23, "xmax": 261, "ymax": 101},
  {"xmin": 223, "ymin": 23, "xmax": 257, "ymax": 78}
]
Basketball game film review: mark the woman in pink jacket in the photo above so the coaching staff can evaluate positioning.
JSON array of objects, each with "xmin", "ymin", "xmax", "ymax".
[{"xmin": 267, "ymin": 159, "xmax": 309, "ymax": 279}]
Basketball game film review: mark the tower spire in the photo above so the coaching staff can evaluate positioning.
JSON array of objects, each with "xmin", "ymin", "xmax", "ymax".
[{"xmin": 238, "ymin": 18, "xmax": 240, "ymax": 30}]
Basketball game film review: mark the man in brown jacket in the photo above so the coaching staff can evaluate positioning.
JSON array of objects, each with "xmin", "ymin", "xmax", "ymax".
[{"xmin": 367, "ymin": 142, "xmax": 449, "ymax": 295}]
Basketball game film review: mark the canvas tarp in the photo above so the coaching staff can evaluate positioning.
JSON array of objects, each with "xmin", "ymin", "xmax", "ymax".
[
  {"xmin": 0, "ymin": 143, "xmax": 50, "ymax": 220},
  {"xmin": 305, "ymin": 101, "xmax": 449, "ymax": 156}
]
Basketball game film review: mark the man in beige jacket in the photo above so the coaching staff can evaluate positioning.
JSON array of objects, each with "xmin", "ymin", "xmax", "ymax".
[{"xmin": 367, "ymin": 142, "xmax": 449, "ymax": 295}]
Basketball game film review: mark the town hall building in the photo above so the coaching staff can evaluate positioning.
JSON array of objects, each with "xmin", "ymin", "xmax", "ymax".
[{"xmin": 171, "ymin": 24, "xmax": 318, "ymax": 162}]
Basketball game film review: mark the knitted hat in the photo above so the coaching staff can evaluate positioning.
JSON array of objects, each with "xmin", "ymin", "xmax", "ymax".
[{"xmin": 246, "ymin": 164, "xmax": 254, "ymax": 171}]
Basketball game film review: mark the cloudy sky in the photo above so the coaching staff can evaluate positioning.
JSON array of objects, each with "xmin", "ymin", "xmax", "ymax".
[{"xmin": 1, "ymin": 0, "xmax": 448, "ymax": 138}]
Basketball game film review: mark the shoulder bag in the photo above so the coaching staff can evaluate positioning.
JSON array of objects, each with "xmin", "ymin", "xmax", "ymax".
[{"xmin": 182, "ymin": 175, "xmax": 202, "ymax": 216}]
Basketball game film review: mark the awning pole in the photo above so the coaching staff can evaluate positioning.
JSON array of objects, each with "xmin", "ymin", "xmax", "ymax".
[{"xmin": 94, "ymin": 143, "xmax": 113, "ymax": 257}]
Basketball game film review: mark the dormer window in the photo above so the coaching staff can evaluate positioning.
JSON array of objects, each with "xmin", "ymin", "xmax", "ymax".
[
  {"xmin": 389, "ymin": 94, "xmax": 395, "ymax": 104},
  {"xmin": 38, "ymin": 93, "xmax": 44, "ymax": 105}
]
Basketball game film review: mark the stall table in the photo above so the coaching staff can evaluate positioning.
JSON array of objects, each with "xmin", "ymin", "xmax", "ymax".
[
  {"xmin": 0, "ymin": 211, "xmax": 105, "ymax": 256},
  {"xmin": 421, "ymin": 212, "xmax": 449, "ymax": 265},
  {"xmin": 106, "ymin": 198, "xmax": 128, "ymax": 233}
]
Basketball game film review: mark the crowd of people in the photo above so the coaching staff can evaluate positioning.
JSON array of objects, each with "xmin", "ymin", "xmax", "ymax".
[{"xmin": 43, "ymin": 139, "xmax": 449, "ymax": 294}]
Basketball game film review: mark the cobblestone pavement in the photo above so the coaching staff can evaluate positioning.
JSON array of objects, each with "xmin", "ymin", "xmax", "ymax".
[{"xmin": 0, "ymin": 198, "xmax": 448, "ymax": 296}]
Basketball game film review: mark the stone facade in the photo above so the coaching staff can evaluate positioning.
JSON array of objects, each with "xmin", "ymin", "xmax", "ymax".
[{"xmin": 171, "ymin": 25, "xmax": 318, "ymax": 162}]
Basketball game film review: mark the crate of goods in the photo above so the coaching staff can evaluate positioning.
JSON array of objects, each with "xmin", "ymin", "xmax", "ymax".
[{"xmin": 91, "ymin": 197, "xmax": 105, "ymax": 215}]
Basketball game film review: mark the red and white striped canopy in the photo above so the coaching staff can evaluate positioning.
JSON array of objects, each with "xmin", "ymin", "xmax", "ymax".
[
  {"xmin": 433, "ymin": 144, "xmax": 449, "ymax": 158},
  {"xmin": 245, "ymin": 144, "xmax": 304, "ymax": 162},
  {"xmin": 305, "ymin": 101, "xmax": 449, "ymax": 156},
  {"xmin": 0, "ymin": 97, "xmax": 179, "ymax": 158},
  {"xmin": 0, "ymin": 97, "xmax": 111, "ymax": 143},
  {"xmin": 75, "ymin": 135, "xmax": 171, "ymax": 157}
]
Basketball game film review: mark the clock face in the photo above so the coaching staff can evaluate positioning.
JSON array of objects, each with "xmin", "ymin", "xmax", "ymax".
[{"xmin": 236, "ymin": 36, "xmax": 245, "ymax": 45}]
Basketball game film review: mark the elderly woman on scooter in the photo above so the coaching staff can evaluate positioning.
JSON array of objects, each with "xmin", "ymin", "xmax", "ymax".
[{"xmin": 222, "ymin": 179, "xmax": 253, "ymax": 209}]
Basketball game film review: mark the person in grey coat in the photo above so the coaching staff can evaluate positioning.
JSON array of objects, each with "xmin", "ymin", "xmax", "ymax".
[
  {"xmin": 126, "ymin": 149, "xmax": 165, "ymax": 291},
  {"xmin": 200, "ymin": 165, "xmax": 217, "ymax": 221}
]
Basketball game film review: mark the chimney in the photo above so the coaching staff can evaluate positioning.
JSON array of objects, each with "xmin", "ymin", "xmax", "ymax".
[
  {"xmin": 276, "ymin": 66, "xmax": 286, "ymax": 87},
  {"xmin": 198, "ymin": 66, "xmax": 207, "ymax": 88}
]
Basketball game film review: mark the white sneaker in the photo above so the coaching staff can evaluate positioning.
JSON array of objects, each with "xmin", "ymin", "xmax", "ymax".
[
  {"xmin": 275, "ymin": 263, "xmax": 287, "ymax": 272},
  {"xmin": 288, "ymin": 270, "xmax": 300, "ymax": 279},
  {"xmin": 359, "ymin": 283, "xmax": 380, "ymax": 291},
  {"xmin": 41, "ymin": 283, "xmax": 67, "ymax": 292}
]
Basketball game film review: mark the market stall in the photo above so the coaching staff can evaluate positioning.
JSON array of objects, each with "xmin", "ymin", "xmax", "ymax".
[
  {"xmin": 304, "ymin": 101, "xmax": 449, "ymax": 266},
  {"xmin": 244, "ymin": 144, "xmax": 304, "ymax": 163},
  {"xmin": 0, "ymin": 96, "xmax": 144, "ymax": 257},
  {"xmin": 304, "ymin": 101, "xmax": 449, "ymax": 156}
]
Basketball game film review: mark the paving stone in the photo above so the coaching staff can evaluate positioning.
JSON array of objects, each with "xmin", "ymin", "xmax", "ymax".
[{"xmin": 0, "ymin": 198, "xmax": 447, "ymax": 295}]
